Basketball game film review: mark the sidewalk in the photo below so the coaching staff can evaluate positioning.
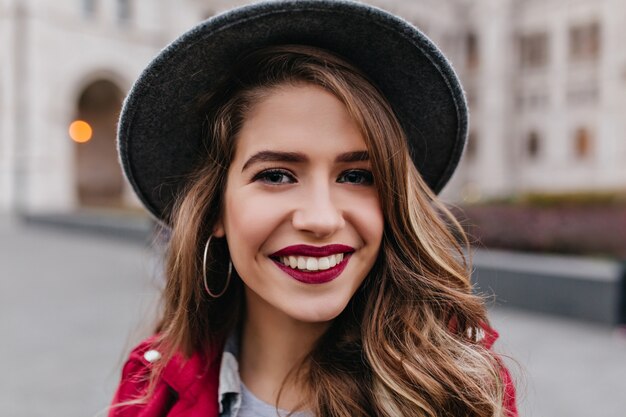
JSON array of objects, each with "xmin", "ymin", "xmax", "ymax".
[
  {"xmin": 0, "ymin": 216, "xmax": 161, "ymax": 417},
  {"xmin": 1, "ymin": 216, "xmax": 625, "ymax": 416},
  {"xmin": 491, "ymin": 307, "xmax": 626, "ymax": 416}
]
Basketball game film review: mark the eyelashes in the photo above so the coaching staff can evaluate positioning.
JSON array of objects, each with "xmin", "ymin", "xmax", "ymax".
[
  {"xmin": 253, "ymin": 169, "xmax": 294, "ymax": 185},
  {"xmin": 252, "ymin": 168, "xmax": 374, "ymax": 186},
  {"xmin": 337, "ymin": 169, "xmax": 374, "ymax": 185}
]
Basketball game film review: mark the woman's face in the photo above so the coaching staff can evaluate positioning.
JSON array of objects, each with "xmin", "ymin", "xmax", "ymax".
[{"xmin": 214, "ymin": 83, "xmax": 383, "ymax": 324}]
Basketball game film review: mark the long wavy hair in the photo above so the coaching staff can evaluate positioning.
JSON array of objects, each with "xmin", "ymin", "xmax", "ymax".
[{"xmin": 151, "ymin": 45, "xmax": 507, "ymax": 417}]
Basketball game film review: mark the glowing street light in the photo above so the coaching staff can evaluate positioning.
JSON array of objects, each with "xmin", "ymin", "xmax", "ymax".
[{"xmin": 69, "ymin": 120, "xmax": 93, "ymax": 143}]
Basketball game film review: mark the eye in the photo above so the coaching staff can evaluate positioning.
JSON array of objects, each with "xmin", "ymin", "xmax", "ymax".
[
  {"xmin": 252, "ymin": 169, "xmax": 296, "ymax": 185},
  {"xmin": 337, "ymin": 169, "xmax": 374, "ymax": 185}
]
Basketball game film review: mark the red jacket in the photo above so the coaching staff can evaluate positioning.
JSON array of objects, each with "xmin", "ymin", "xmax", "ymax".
[
  {"xmin": 109, "ymin": 329, "xmax": 518, "ymax": 417},
  {"xmin": 108, "ymin": 336, "xmax": 221, "ymax": 417}
]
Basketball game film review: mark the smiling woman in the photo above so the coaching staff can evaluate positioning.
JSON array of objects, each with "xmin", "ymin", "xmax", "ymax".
[
  {"xmin": 214, "ymin": 82, "xmax": 383, "ymax": 329},
  {"xmin": 109, "ymin": 2, "xmax": 517, "ymax": 417}
]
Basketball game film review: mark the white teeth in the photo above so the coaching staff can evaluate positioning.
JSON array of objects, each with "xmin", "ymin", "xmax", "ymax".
[
  {"xmin": 318, "ymin": 257, "xmax": 330, "ymax": 270},
  {"xmin": 306, "ymin": 257, "xmax": 318, "ymax": 271},
  {"xmin": 278, "ymin": 254, "xmax": 347, "ymax": 271},
  {"xmin": 297, "ymin": 257, "xmax": 307, "ymax": 269}
]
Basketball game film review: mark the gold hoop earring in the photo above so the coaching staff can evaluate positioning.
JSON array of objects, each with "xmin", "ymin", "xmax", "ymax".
[{"xmin": 202, "ymin": 235, "xmax": 232, "ymax": 298}]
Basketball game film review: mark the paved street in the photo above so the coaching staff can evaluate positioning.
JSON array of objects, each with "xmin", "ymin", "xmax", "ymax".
[{"xmin": 1, "ymin": 216, "xmax": 625, "ymax": 417}]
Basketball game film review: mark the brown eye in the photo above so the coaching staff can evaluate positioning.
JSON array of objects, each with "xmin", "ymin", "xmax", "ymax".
[
  {"xmin": 338, "ymin": 170, "xmax": 374, "ymax": 185},
  {"xmin": 253, "ymin": 169, "xmax": 296, "ymax": 185}
]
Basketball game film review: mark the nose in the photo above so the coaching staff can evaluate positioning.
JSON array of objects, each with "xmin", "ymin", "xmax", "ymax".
[{"xmin": 292, "ymin": 182, "xmax": 345, "ymax": 239}]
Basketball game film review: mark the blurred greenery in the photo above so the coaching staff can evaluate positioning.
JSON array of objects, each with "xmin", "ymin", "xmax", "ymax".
[{"xmin": 474, "ymin": 190, "xmax": 626, "ymax": 207}]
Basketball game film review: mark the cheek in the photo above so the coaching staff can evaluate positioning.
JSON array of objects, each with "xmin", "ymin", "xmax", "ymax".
[
  {"xmin": 369, "ymin": 200, "xmax": 385, "ymax": 237},
  {"xmin": 222, "ymin": 188, "xmax": 283, "ymax": 256},
  {"xmin": 348, "ymin": 192, "xmax": 384, "ymax": 243}
]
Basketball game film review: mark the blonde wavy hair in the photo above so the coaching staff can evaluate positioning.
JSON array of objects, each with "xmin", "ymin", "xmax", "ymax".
[{"xmin": 150, "ymin": 45, "xmax": 507, "ymax": 417}]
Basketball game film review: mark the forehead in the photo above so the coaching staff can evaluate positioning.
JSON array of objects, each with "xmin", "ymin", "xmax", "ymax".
[{"xmin": 232, "ymin": 84, "xmax": 367, "ymax": 162}]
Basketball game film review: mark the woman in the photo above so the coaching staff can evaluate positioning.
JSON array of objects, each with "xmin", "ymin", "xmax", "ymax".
[{"xmin": 110, "ymin": 2, "xmax": 517, "ymax": 416}]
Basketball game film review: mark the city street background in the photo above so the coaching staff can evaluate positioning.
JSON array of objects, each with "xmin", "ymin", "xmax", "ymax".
[
  {"xmin": 1, "ymin": 216, "xmax": 625, "ymax": 417},
  {"xmin": 1, "ymin": 1, "xmax": 626, "ymax": 416}
]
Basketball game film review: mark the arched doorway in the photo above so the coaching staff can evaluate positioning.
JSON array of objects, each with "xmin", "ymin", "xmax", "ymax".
[
  {"xmin": 526, "ymin": 130, "xmax": 541, "ymax": 160},
  {"xmin": 73, "ymin": 79, "xmax": 124, "ymax": 208},
  {"xmin": 574, "ymin": 127, "xmax": 593, "ymax": 159}
]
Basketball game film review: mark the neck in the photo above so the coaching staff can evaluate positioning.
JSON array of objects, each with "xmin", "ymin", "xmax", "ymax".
[{"xmin": 239, "ymin": 289, "xmax": 329, "ymax": 411}]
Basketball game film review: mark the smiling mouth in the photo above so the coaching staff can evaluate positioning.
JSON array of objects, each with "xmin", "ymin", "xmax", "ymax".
[
  {"xmin": 272, "ymin": 253, "xmax": 352, "ymax": 284},
  {"xmin": 273, "ymin": 253, "xmax": 345, "ymax": 271},
  {"xmin": 268, "ymin": 244, "xmax": 355, "ymax": 284}
]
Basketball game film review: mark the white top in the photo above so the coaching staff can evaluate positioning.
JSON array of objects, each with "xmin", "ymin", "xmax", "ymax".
[
  {"xmin": 238, "ymin": 381, "xmax": 312, "ymax": 417},
  {"xmin": 218, "ymin": 332, "xmax": 313, "ymax": 417}
]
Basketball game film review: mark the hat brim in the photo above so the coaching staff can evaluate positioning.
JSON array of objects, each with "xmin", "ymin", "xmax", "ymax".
[{"xmin": 118, "ymin": 0, "xmax": 468, "ymax": 224}]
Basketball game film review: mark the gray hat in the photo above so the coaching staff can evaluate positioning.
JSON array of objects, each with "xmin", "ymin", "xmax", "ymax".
[{"xmin": 118, "ymin": 0, "xmax": 468, "ymax": 224}]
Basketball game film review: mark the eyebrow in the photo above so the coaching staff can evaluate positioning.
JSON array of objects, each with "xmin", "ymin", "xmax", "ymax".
[
  {"xmin": 241, "ymin": 150, "xmax": 369, "ymax": 172},
  {"xmin": 336, "ymin": 150, "xmax": 370, "ymax": 163}
]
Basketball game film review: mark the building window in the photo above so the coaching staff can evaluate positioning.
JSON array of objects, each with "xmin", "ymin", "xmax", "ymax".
[
  {"xmin": 466, "ymin": 86, "xmax": 477, "ymax": 108},
  {"xmin": 517, "ymin": 91, "xmax": 549, "ymax": 109},
  {"xmin": 569, "ymin": 21, "xmax": 600, "ymax": 61},
  {"xmin": 117, "ymin": 0, "xmax": 132, "ymax": 24},
  {"xmin": 466, "ymin": 131, "xmax": 478, "ymax": 161},
  {"xmin": 465, "ymin": 31, "xmax": 479, "ymax": 70},
  {"xmin": 519, "ymin": 32, "xmax": 549, "ymax": 68},
  {"xmin": 567, "ymin": 84, "xmax": 599, "ymax": 105},
  {"xmin": 82, "ymin": 0, "xmax": 97, "ymax": 18},
  {"xmin": 574, "ymin": 127, "xmax": 592, "ymax": 158},
  {"xmin": 526, "ymin": 131, "xmax": 541, "ymax": 159}
]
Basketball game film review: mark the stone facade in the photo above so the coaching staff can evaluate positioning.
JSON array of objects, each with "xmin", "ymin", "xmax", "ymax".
[
  {"xmin": 0, "ymin": 0, "xmax": 624, "ymax": 215},
  {"xmin": 456, "ymin": 0, "xmax": 626, "ymax": 202}
]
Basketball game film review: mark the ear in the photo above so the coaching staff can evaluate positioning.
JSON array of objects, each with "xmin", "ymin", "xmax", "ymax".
[{"xmin": 212, "ymin": 218, "xmax": 225, "ymax": 238}]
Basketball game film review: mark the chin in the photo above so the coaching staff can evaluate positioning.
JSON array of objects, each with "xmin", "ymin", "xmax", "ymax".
[{"xmin": 286, "ymin": 301, "xmax": 348, "ymax": 324}]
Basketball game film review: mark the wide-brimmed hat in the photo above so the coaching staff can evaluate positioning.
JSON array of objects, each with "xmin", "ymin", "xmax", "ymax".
[{"xmin": 118, "ymin": 0, "xmax": 468, "ymax": 224}]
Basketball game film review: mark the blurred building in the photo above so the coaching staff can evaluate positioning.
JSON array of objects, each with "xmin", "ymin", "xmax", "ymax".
[
  {"xmin": 0, "ymin": 0, "xmax": 213, "ymax": 214},
  {"xmin": 0, "ymin": 0, "xmax": 625, "ymax": 216},
  {"xmin": 454, "ymin": 0, "xmax": 626, "ymax": 203}
]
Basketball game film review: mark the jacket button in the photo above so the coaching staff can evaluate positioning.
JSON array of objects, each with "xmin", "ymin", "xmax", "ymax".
[{"xmin": 144, "ymin": 349, "xmax": 161, "ymax": 363}]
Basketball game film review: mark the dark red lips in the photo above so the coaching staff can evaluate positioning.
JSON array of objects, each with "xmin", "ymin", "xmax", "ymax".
[
  {"xmin": 269, "ymin": 244, "xmax": 355, "ymax": 284},
  {"xmin": 270, "ymin": 244, "xmax": 355, "ymax": 257}
]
